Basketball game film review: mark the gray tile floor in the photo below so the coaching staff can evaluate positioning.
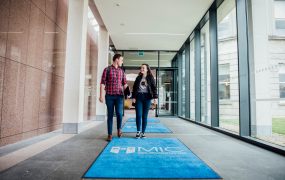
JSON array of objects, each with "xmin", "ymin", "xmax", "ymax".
[{"xmin": 0, "ymin": 112, "xmax": 285, "ymax": 180}]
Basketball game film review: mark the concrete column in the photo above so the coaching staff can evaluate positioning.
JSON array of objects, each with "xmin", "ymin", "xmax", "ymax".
[
  {"xmin": 248, "ymin": 0, "xmax": 272, "ymax": 136},
  {"xmin": 96, "ymin": 26, "xmax": 109, "ymax": 121},
  {"xmin": 62, "ymin": 0, "xmax": 88, "ymax": 134}
]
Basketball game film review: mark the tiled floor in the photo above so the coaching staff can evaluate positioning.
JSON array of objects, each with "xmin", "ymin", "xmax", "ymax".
[{"xmin": 0, "ymin": 111, "xmax": 285, "ymax": 180}]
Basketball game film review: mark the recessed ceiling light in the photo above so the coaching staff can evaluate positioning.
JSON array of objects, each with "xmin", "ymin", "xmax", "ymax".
[
  {"xmin": 121, "ymin": 23, "xmax": 125, "ymax": 26},
  {"xmin": 125, "ymin": 33, "xmax": 185, "ymax": 35},
  {"xmin": 131, "ymin": 60, "xmax": 170, "ymax": 61},
  {"xmin": 129, "ymin": 53, "xmax": 172, "ymax": 55}
]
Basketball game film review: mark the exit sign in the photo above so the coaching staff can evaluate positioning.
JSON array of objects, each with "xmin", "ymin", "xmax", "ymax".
[{"xmin": 138, "ymin": 51, "xmax": 144, "ymax": 56}]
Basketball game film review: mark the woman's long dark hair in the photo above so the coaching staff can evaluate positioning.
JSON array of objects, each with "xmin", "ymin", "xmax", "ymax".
[{"xmin": 138, "ymin": 64, "xmax": 154, "ymax": 77}]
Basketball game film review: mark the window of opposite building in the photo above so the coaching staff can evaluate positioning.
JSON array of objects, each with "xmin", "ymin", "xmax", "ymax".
[
  {"xmin": 274, "ymin": 0, "xmax": 285, "ymax": 36},
  {"xmin": 219, "ymin": 64, "xmax": 230, "ymax": 100},
  {"xmin": 279, "ymin": 63, "xmax": 285, "ymax": 98}
]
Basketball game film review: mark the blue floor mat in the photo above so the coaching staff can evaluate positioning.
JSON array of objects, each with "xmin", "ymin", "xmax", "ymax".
[
  {"xmin": 126, "ymin": 117, "xmax": 159, "ymax": 122},
  {"xmin": 121, "ymin": 123, "xmax": 172, "ymax": 133},
  {"xmin": 84, "ymin": 138, "xmax": 221, "ymax": 179}
]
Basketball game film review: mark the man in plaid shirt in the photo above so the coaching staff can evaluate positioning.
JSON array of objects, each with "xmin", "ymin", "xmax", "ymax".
[{"xmin": 99, "ymin": 54, "xmax": 128, "ymax": 141}]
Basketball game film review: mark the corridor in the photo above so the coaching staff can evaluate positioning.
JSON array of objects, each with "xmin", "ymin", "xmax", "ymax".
[
  {"xmin": 1, "ymin": 0, "xmax": 285, "ymax": 179},
  {"xmin": 0, "ymin": 111, "xmax": 284, "ymax": 180}
]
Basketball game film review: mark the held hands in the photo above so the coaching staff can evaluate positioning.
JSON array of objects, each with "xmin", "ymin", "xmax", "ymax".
[
  {"xmin": 124, "ymin": 84, "xmax": 130, "ymax": 98},
  {"xmin": 132, "ymin": 99, "xmax": 136, "ymax": 103},
  {"xmin": 154, "ymin": 99, "xmax": 158, "ymax": 104}
]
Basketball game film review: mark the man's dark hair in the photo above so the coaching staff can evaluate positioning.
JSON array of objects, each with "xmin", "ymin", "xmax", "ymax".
[{"xmin": 113, "ymin": 54, "xmax": 124, "ymax": 62}]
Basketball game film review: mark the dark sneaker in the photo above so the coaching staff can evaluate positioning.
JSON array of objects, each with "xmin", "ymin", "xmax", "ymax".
[
  {"xmin": 135, "ymin": 132, "xmax": 141, "ymax": 139},
  {"xmin": 141, "ymin": 133, "xmax": 146, "ymax": 139}
]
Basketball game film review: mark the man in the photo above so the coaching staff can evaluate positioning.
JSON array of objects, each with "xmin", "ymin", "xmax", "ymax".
[{"xmin": 99, "ymin": 54, "xmax": 128, "ymax": 141}]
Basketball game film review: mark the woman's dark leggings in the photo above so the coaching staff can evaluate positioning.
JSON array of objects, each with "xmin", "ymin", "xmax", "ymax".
[{"xmin": 135, "ymin": 93, "xmax": 151, "ymax": 133}]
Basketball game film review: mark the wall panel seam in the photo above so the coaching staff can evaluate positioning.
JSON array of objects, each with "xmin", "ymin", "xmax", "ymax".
[
  {"xmin": 29, "ymin": 0, "xmax": 67, "ymax": 34},
  {"xmin": 4, "ymin": 58, "xmax": 65, "ymax": 78}
]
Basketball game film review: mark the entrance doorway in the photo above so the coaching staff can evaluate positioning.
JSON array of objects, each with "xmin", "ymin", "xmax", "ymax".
[
  {"xmin": 157, "ymin": 69, "xmax": 178, "ymax": 116},
  {"xmin": 123, "ymin": 67, "xmax": 178, "ymax": 117}
]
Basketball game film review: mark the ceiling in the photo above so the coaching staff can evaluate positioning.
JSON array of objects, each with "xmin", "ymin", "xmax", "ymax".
[{"xmin": 94, "ymin": 0, "xmax": 214, "ymax": 51}]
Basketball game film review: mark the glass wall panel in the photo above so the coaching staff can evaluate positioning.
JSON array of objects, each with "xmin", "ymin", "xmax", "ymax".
[
  {"xmin": 217, "ymin": 0, "xmax": 239, "ymax": 133},
  {"xmin": 123, "ymin": 51, "xmax": 158, "ymax": 67},
  {"xmin": 182, "ymin": 50, "xmax": 186, "ymax": 117},
  {"xmin": 190, "ymin": 39, "xmax": 195, "ymax": 120},
  {"xmin": 248, "ymin": 0, "xmax": 285, "ymax": 147},
  {"xmin": 160, "ymin": 51, "xmax": 178, "ymax": 67},
  {"xmin": 201, "ymin": 21, "xmax": 211, "ymax": 125}
]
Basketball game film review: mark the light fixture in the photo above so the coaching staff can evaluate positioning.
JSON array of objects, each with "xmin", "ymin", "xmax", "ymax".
[
  {"xmin": 128, "ymin": 53, "xmax": 172, "ymax": 55},
  {"xmin": 125, "ymin": 33, "xmax": 185, "ymax": 35},
  {"xmin": 131, "ymin": 60, "xmax": 170, "ymax": 61}
]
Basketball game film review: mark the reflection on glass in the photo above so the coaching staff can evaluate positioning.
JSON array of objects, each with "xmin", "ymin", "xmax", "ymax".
[
  {"xmin": 190, "ymin": 39, "xmax": 195, "ymax": 120},
  {"xmin": 201, "ymin": 21, "xmax": 211, "ymax": 125},
  {"xmin": 158, "ymin": 70, "xmax": 177, "ymax": 116}
]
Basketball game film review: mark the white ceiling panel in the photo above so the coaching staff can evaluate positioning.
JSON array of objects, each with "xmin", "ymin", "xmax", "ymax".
[{"xmin": 94, "ymin": 0, "xmax": 214, "ymax": 50}]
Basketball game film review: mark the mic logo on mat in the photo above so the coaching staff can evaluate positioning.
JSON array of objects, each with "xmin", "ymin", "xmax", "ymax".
[{"xmin": 110, "ymin": 147, "xmax": 185, "ymax": 154}]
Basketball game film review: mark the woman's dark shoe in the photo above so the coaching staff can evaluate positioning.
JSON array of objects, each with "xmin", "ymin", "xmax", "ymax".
[
  {"xmin": 117, "ymin": 128, "xmax": 123, "ymax": 138},
  {"xmin": 107, "ymin": 134, "xmax": 112, "ymax": 141},
  {"xmin": 135, "ymin": 132, "xmax": 141, "ymax": 139},
  {"xmin": 141, "ymin": 133, "xmax": 146, "ymax": 139}
]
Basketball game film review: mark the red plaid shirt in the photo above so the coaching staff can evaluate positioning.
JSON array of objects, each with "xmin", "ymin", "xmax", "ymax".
[{"xmin": 100, "ymin": 65, "xmax": 127, "ymax": 95}]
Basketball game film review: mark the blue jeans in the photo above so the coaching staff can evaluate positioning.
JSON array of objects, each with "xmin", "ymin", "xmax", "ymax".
[
  {"xmin": 135, "ymin": 93, "xmax": 151, "ymax": 133},
  {"xmin": 105, "ymin": 94, "xmax": 124, "ymax": 135}
]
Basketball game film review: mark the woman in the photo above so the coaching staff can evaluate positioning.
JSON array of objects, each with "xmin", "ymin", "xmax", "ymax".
[{"xmin": 132, "ymin": 64, "xmax": 158, "ymax": 138}]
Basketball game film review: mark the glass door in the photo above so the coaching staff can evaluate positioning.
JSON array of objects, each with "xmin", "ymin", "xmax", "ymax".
[{"xmin": 158, "ymin": 69, "xmax": 178, "ymax": 116}]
